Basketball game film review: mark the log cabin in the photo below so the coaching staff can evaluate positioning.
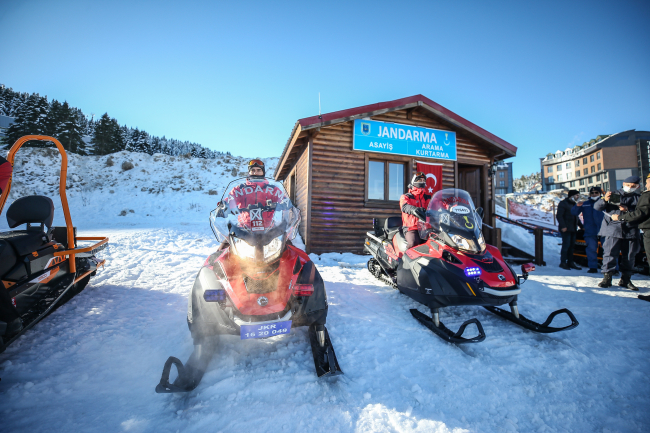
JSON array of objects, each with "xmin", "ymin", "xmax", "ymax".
[{"xmin": 274, "ymin": 95, "xmax": 517, "ymax": 254}]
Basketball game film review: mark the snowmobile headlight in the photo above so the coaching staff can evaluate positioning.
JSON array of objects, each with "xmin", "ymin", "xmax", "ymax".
[
  {"xmin": 450, "ymin": 234, "xmax": 479, "ymax": 254},
  {"xmin": 231, "ymin": 237, "xmax": 256, "ymax": 259},
  {"xmin": 263, "ymin": 234, "xmax": 284, "ymax": 262}
]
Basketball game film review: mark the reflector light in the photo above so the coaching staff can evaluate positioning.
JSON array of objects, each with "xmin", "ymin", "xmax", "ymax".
[
  {"xmin": 464, "ymin": 267, "xmax": 482, "ymax": 277},
  {"xmin": 204, "ymin": 290, "xmax": 227, "ymax": 302},
  {"xmin": 292, "ymin": 284, "xmax": 314, "ymax": 297}
]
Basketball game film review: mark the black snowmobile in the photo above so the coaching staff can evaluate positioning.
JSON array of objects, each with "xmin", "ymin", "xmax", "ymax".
[
  {"xmin": 364, "ymin": 188, "xmax": 579, "ymax": 343},
  {"xmin": 156, "ymin": 177, "xmax": 342, "ymax": 393},
  {"xmin": 0, "ymin": 135, "xmax": 108, "ymax": 353}
]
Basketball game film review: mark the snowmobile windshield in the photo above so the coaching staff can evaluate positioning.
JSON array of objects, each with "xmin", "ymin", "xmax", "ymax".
[
  {"xmin": 209, "ymin": 177, "xmax": 301, "ymax": 262},
  {"xmin": 418, "ymin": 188, "xmax": 486, "ymax": 254}
]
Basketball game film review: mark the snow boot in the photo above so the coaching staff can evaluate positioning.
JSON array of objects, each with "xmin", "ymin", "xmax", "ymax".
[
  {"xmin": 587, "ymin": 268, "xmax": 598, "ymax": 273},
  {"xmin": 568, "ymin": 262, "xmax": 582, "ymax": 270},
  {"xmin": 598, "ymin": 272, "xmax": 613, "ymax": 288},
  {"xmin": 618, "ymin": 274, "xmax": 638, "ymax": 291},
  {"xmin": 559, "ymin": 263, "xmax": 570, "ymax": 270},
  {"xmin": 5, "ymin": 318, "xmax": 23, "ymax": 336}
]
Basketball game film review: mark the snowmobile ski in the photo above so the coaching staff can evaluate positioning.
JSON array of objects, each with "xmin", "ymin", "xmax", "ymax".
[
  {"xmin": 155, "ymin": 340, "xmax": 216, "ymax": 393},
  {"xmin": 638, "ymin": 295, "xmax": 650, "ymax": 302},
  {"xmin": 410, "ymin": 309, "xmax": 486, "ymax": 344},
  {"xmin": 308, "ymin": 325, "xmax": 343, "ymax": 377},
  {"xmin": 483, "ymin": 306, "xmax": 579, "ymax": 333}
]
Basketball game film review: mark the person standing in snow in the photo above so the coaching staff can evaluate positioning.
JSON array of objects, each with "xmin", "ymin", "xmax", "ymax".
[
  {"xmin": 611, "ymin": 174, "xmax": 650, "ymax": 298},
  {"xmin": 400, "ymin": 172, "xmax": 431, "ymax": 249},
  {"xmin": 571, "ymin": 187, "xmax": 605, "ymax": 273},
  {"xmin": 556, "ymin": 189, "xmax": 583, "ymax": 270},
  {"xmin": 594, "ymin": 176, "xmax": 641, "ymax": 290}
]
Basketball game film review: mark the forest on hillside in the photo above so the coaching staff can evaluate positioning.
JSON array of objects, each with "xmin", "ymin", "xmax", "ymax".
[{"xmin": 0, "ymin": 84, "xmax": 227, "ymax": 159}]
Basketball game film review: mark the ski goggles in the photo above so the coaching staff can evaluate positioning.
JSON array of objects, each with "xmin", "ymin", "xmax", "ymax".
[{"xmin": 248, "ymin": 159, "xmax": 265, "ymax": 168}]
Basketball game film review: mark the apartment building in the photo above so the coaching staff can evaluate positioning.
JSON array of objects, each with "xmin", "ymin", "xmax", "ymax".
[
  {"xmin": 495, "ymin": 161, "xmax": 513, "ymax": 194},
  {"xmin": 540, "ymin": 130, "xmax": 650, "ymax": 193}
]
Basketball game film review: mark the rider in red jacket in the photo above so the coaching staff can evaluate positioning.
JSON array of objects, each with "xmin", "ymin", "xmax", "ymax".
[
  {"xmin": 400, "ymin": 172, "xmax": 431, "ymax": 249},
  {"xmin": 0, "ymin": 155, "xmax": 11, "ymax": 196}
]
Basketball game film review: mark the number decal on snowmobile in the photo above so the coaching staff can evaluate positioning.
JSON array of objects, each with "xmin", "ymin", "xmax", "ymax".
[{"xmin": 240, "ymin": 320, "xmax": 292, "ymax": 340}]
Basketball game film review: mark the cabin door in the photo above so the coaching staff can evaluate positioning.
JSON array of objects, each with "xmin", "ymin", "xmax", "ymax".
[{"xmin": 458, "ymin": 165, "xmax": 481, "ymax": 208}]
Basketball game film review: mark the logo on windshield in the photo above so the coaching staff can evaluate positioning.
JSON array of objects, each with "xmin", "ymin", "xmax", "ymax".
[{"xmin": 451, "ymin": 206, "xmax": 470, "ymax": 214}]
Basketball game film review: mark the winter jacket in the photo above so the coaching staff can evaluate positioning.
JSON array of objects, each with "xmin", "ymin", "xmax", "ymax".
[
  {"xmin": 593, "ymin": 188, "xmax": 641, "ymax": 239},
  {"xmin": 0, "ymin": 156, "xmax": 11, "ymax": 196},
  {"xmin": 556, "ymin": 198, "xmax": 581, "ymax": 232},
  {"xmin": 400, "ymin": 187, "xmax": 431, "ymax": 232},
  {"xmin": 619, "ymin": 190, "xmax": 650, "ymax": 230},
  {"xmin": 570, "ymin": 198, "xmax": 604, "ymax": 237}
]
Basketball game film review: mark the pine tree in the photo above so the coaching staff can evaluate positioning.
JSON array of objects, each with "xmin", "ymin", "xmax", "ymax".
[
  {"xmin": 44, "ymin": 100, "xmax": 63, "ymax": 138},
  {"xmin": 91, "ymin": 113, "xmax": 114, "ymax": 155},
  {"xmin": 57, "ymin": 102, "xmax": 86, "ymax": 155}
]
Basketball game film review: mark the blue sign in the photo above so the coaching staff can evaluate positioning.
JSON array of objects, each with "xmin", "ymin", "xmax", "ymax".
[
  {"xmin": 353, "ymin": 119, "xmax": 457, "ymax": 161},
  {"xmin": 240, "ymin": 320, "xmax": 292, "ymax": 340}
]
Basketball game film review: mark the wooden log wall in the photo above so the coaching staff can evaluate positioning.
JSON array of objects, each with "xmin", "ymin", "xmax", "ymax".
[
  {"xmin": 283, "ymin": 144, "xmax": 310, "ymax": 244},
  {"xmin": 305, "ymin": 107, "xmax": 496, "ymax": 254}
]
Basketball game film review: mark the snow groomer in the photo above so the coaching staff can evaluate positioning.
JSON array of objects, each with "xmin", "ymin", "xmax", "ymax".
[
  {"xmin": 594, "ymin": 176, "xmax": 642, "ymax": 290},
  {"xmin": 399, "ymin": 172, "xmax": 431, "ymax": 249},
  {"xmin": 572, "ymin": 187, "xmax": 605, "ymax": 273}
]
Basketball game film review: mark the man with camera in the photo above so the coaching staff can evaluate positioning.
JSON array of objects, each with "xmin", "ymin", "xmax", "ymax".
[
  {"xmin": 611, "ymin": 174, "xmax": 650, "ymax": 300},
  {"xmin": 594, "ymin": 176, "xmax": 642, "ymax": 289}
]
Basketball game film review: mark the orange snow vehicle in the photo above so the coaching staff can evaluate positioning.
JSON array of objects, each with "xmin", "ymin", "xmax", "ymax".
[{"xmin": 0, "ymin": 135, "xmax": 108, "ymax": 352}]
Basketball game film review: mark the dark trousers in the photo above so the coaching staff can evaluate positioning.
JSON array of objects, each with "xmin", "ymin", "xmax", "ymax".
[
  {"xmin": 584, "ymin": 235, "xmax": 600, "ymax": 269},
  {"xmin": 643, "ymin": 231, "xmax": 650, "ymax": 269},
  {"xmin": 601, "ymin": 236, "xmax": 640, "ymax": 275},
  {"xmin": 560, "ymin": 231, "xmax": 576, "ymax": 265},
  {"xmin": 405, "ymin": 230, "xmax": 424, "ymax": 250}
]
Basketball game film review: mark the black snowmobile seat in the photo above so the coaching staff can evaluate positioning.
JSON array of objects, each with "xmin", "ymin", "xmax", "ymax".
[
  {"xmin": 0, "ymin": 196, "xmax": 54, "ymax": 257},
  {"xmin": 7, "ymin": 196, "xmax": 54, "ymax": 229},
  {"xmin": 0, "ymin": 240, "xmax": 17, "ymax": 278},
  {"xmin": 394, "ymin": 228, "xmax": 408, "ymax": 253},
  {"xmin": 384, "ymin": 216, "xmax": 402, "ymax": 241}
]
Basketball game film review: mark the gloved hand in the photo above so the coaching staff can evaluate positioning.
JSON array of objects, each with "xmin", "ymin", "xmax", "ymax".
[{"xmin": 413, "ymin": 207, "xmax": 427, "ymax": 221}]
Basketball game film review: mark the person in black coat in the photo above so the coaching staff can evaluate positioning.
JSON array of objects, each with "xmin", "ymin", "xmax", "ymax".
[
  {"xmin": 594, "ymin": 176, "xmax": 642, "ymax": 289},
  {"xmin": 613, "ymin": 174, "xmax": 650, "ymax": 298},
  {"xmin": 556, "ymin": 189, "xmax": 583, "ymax": 270}
]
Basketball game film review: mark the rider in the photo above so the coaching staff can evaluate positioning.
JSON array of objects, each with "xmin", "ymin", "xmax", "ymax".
[
  {"xmin": 216, "ymin": 159, "xmax": 287, "ymax": 249},
  {"xmin": 400, "ymin": 172, "xmax": 432, "ymax": 249}
]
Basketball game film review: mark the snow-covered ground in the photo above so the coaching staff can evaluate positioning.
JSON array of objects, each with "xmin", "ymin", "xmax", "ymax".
[{"xmin": 1, "ymin": 150, "xmax": 650, "ymax": 432}]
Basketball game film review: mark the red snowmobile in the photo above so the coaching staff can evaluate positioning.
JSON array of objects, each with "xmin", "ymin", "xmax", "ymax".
[
  {"xmin": 156, "ymin": 177, "xmax": 342, "ymax": 393},
  {"xmin": 364, "ymin": 188, "xmax": 579, "ymax": 343}
]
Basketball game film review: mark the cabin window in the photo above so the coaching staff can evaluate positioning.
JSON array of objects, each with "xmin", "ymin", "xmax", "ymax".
[{"xmin": 367, "ymin": 160, "xmax": 405, "ymax": 201}]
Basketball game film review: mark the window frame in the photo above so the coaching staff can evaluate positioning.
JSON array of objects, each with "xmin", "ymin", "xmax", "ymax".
[{"xmin": 364, "ymin": 155, "xmax": 410, "ymax": 207}]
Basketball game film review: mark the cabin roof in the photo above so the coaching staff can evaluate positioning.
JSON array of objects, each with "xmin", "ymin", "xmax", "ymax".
[{"xmin": 276, "ymin": 94, "xmax": 517, "ymax": 180}]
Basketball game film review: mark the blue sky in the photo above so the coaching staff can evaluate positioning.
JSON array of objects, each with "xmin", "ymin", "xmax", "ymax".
[{"xmin": 1, "ymin": 0, "xmax": 648, "ymax": 177}]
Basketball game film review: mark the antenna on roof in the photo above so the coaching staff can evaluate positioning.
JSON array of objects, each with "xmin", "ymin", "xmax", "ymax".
[{"xmin": 318, "ymin": 93, "xmax": 321, "ymax": 119}]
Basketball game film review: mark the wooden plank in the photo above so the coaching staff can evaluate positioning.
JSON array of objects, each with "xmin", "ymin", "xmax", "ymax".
[{"xmin": 306, "ymin": 133, "xmax": 314, "ymax": 253}]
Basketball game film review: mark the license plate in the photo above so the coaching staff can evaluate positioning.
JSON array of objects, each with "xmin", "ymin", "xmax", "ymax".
[{"xmin": 240, "ymin": 320, "xmax": 292, "ymax": 340}]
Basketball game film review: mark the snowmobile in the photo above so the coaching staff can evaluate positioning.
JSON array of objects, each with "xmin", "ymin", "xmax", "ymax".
[
  {"xmin": 364, "ymin": 188, "xmax": 579, "ymax": 343},
  {"xmin": 0, "ymin": 135, "xmax": 108, "ymax": 353},
  {"xmin": 156, "ymin": 177, "xmax": 342, "ymax": 393}
]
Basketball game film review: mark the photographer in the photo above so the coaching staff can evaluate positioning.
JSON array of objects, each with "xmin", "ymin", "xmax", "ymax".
[
  {"xmin": 594, "ymin": 176, "xmax": 641, "ymax": 290},
  {"xmin": 612, "ymin": 174, "xmax": 650, "ymax": 299}
]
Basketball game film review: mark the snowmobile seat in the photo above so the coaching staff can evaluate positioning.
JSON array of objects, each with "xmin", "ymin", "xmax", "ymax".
[
  {"xmin": 0, "ymin": 240, "xmax": 17, "ymax": 278},
  {"xmin": 0, "ymin": 196, "xmax": 55, "ymax": 256},
  {"xmin": 394, "ymin": 228, "xmax": 408, "ymax": 253},
  {"xmin": 385, "ymin": 217, "xmax": 402, "ymax": 241}
]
